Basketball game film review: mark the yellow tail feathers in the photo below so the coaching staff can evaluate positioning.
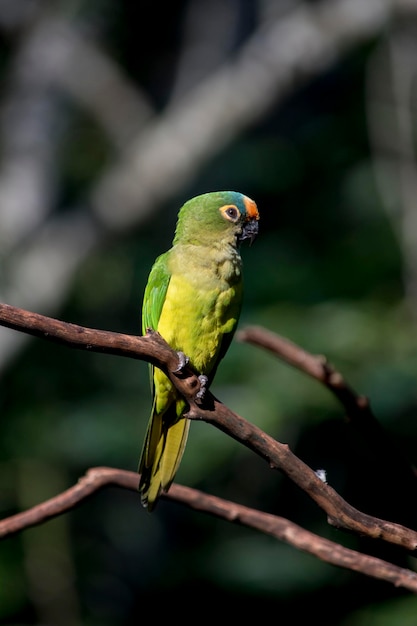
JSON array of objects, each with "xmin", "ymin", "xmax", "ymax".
[{"xmin": 139, "ymin": 407, "xmax": 190, "ymax": 511}]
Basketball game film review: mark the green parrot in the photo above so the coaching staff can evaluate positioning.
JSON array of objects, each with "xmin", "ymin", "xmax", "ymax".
[{"xmin": 139, "ymin": 190, "xmax": 259, "ymax": 510}]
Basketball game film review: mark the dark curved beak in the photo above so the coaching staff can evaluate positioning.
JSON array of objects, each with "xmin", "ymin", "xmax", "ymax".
[{"xmin": 239, "ymin": 219, "xmax": 259, "ymax": 245}]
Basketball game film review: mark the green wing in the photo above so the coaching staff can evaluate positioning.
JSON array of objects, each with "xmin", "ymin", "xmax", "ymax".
[
  {"xmin": 140, "ymin": 249, "xmax": 189, "ymax": 510},
  {"xmin": 142, "ymin": 251, "xmax": 171, "ymax": 391},
  {"xmin": 142, "ymin": 251, "xmax": 171, "ymax": 335}
]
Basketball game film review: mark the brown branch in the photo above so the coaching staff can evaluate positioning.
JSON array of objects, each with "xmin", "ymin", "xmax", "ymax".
[
  {"xmin": 1, "ymin": 303, "xmax": 417, "ymax": 554},
  {"xmin": 1, "ymin": 466, "xmax": 417, "ymax": 593},
  {"xmin": 237, "ymin": 325, "xmax": 383, "ymax": 415},
  {"xmin": 0, "ymin": 302, "xmax": 181, "ymax": 371},
  {"xmin": 236, "ymin": 325, "xmax": 398, "ymax": 437},
  {"xmin": 237, "ymin": 326, "xmax": 417, "ymax": 496},
  {"xmin": 187, "ymin": 400, "xmax": 417, "ymax": 551}
]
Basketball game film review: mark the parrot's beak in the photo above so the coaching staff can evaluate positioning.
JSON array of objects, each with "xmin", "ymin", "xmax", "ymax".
[{"xmin": 239, "ymin": 219, "xmax": 259, "ymax": 245}]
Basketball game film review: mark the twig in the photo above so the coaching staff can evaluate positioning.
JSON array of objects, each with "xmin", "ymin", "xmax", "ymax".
[
  {"xmin": 236, "ymin": 326, "xmax": 388, "ymax": 430},
  {"xmin": 1, "ymin": 466, "xmax": 417, "ymax": 592},
  {"xmin": 237, "ymin": 326, "xmax": 417, "ymax": 497}
]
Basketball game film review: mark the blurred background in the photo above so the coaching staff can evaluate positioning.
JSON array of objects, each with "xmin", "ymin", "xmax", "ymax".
[{"xmin": 1, "ymin": 0, "xmax": 417, "ymax": 623}]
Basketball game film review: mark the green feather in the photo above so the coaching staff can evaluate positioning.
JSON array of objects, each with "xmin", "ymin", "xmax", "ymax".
[
  {"xmin": 142, "ymin": 252, "xmax": 171, "ymax": 335},
  {"xmin": 138, "ymin": 191, "xmax": 259, "ymax": 510},
  {"xmin": 141, "ymin": 252, "xmax": 171, "ymax": 394}
]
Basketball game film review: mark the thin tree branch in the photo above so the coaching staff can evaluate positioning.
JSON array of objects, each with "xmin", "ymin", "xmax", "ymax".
[
  {"xmin": 1, "ymin": 303, "xmax": 417, "ymax": 553},
  {"xmin": 236, "ymin": 326, "xmax": 390, "ymax": 432},
  {"xmin": 237, "ymin": 326, "xmax": 417, "ymax": 492},
  {"xmin": 1, "ymin": 466, "xmax": 417, "ymax": 593}
]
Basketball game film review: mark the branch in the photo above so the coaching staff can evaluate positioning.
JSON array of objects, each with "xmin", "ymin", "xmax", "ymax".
[
  {"xmin": 1, "ymin": 466, "xmax": 417, "ymax": 593},
  {"xmin": 1, "ymin": 303, "xmax": 417, "ymax": 554},
  {"xmin": 237, "ymin": 325, "xmax": 394, "ymax": 425},
  {"xmin": 0, "ymin": 302, "xmax": 182, "ymax": 372},
  {"xmin": 238, "ymin": 326, "xmax": 417, "ymax": 491}
]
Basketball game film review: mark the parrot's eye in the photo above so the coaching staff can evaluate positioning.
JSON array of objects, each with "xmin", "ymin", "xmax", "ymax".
[{"xmin": 220, "ymin": 205, "xmax": 240, "ymax": 222}]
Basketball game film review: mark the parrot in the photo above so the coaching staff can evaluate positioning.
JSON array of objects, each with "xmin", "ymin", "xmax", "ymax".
[{"xmin": 138, "ymin": 190, "xmax": 259, "ymax": 510}]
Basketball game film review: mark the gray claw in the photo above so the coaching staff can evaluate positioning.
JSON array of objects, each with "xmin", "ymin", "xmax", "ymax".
[
  {"xmin": 174, "ymin": 351, "xmax": 189, "ymax": 373},
  {"xmin": 196, "ymin": 374, "xmax": 208, "ymax": 401}
]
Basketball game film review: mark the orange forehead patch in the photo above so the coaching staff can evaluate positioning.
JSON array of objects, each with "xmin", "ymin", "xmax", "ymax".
[{"xmin": 243, "ymin": 196, "xmax": 260, "ymax": 220}]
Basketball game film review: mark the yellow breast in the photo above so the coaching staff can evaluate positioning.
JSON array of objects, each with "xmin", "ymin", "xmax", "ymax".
[{"xmin": 157, "ymin": 272, "xmax": 240, "ymax": 374}]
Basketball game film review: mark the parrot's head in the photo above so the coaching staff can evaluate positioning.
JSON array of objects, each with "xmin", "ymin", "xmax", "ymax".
[{"xmin": 174, "ymin": 191, "xmax": 260, "ymax": 247}]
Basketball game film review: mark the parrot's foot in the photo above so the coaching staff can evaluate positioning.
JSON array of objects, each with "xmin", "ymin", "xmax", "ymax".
[
  {"xmin": 195, "ymin": 375, "xmax": 208, "ymax": 402},
  {"xmin": 174, "ymin": 351, "xmax": 190, "ymax": 373}
]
